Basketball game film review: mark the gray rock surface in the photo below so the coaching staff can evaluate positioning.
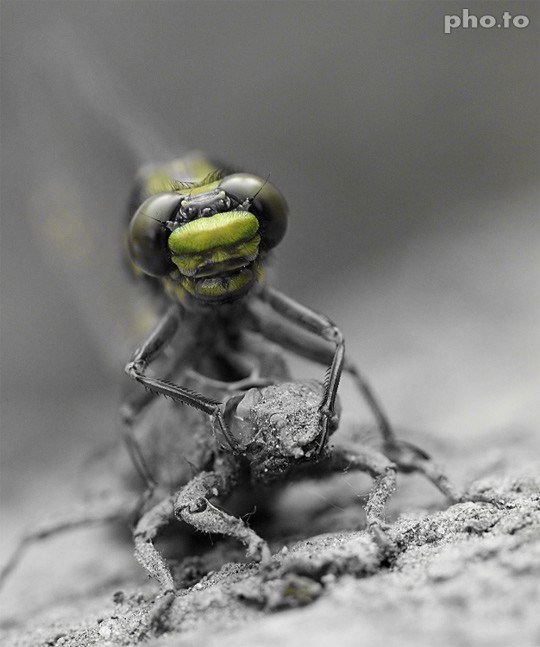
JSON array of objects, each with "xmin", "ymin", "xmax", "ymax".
[{"xmin": 1, "ymin": 430, "xmax": 538, "ymax": 647}]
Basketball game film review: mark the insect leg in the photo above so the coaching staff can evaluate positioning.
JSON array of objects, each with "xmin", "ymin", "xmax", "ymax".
[
  {"xmin": 255, "ymin": 287, "xmax": 344, "ymax": 452},
  {"xmin": 174, "ymin": 455, "xmax": 270, "ymax": 564},
  {"xmin": 0, "ymin": 495, "xmax": 137, "ymax": 591},
  {"xmin": 133, "ymin": 456, "xmax": 269, "ymax": 591},
  {"xmin": 123, "ymin": 303, "xmax": 181, "ymax": 424},
  {"xmin": 328, "ymin": 445, "xmax": 397, "ymax": 554},
  {"xmin": 124, "ymin": 304, "xmax": 239, "ymax": 452},
  {"xmin": 383, "ymin": 441, "xmax": 465, "ymax": 502},
  {"xmin": 132, "ymin": 494, "xmax": 177, "ymax": 591},
  {"xmin": 247, "ymin": 296, "xmax": 396, "ymax": 445},
  {"xmin": 120, "ymin": 305, "xmax": 183, "ymax": 485},
  {"xmin": 248, "ymin": 293, "xmax": 459, "ymax": 487}
]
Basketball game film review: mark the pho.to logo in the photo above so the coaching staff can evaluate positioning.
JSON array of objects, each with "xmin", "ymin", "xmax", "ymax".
[{"xmin": 444, "ymin": 9, "xmax": 530, "ymax": 34}]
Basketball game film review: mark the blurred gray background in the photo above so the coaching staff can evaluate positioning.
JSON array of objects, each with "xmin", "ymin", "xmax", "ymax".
[{"xmin": 0, "ymin": 0, "xmax": 538, "ymax": 607}]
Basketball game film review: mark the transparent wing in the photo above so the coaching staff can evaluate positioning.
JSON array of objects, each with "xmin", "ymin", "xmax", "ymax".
[{"xmin": 10, "ymin": 22, "xmax": 187, "ymax": 368}]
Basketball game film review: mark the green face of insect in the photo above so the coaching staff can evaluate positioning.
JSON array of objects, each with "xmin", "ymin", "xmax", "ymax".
[
  {"xmin": 127, "ymin": 172, "xmax": 288, "ymax": 305},
  {"xmin": 168, "ymin": 209, "xmax": 262, "ymax": 302}
]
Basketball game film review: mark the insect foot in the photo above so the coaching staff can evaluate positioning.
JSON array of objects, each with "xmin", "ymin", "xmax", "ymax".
[
  {"xmin": 459, "ymin": 488, "xmax": 512, "ymax": 510},
  {"xmin": 148, "ymin": 589, "xmax": 176, "ymax": 636},
  {"xmin": 368, "ymin": 521, "xmax": 397, "ymax": 563},
  {"xmin": 326, "ymin": 445, "xmax": 398, "ymax": 560},
  {"xmin": 133, "ymin": 495, "xmax": 177, "ymax": 592},
  {"xmin": 246, "ymin": 536, "xmax": 272, "ymax": 565}
]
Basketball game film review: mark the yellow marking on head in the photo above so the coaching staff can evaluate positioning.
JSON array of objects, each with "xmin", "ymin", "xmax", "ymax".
[
  {"xmin": 180, "ymin": 270, "xmax": 253, "ymax": 298},
  {"xmin": 168, "ymin": 211, "xmax": 259, "ymax": 255},
  {"xmin": 171, "ymin": 236, "xmax": 260, "ymax": 276}
]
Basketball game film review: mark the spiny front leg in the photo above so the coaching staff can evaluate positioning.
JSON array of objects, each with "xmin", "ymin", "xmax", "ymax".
[
  {"xmin": 174, "ymin": 457, "xmax": 270, "ymax": 563},
  {"xmin": 124, "ymin": 304, "xmax": 240, "ymax": 453}
]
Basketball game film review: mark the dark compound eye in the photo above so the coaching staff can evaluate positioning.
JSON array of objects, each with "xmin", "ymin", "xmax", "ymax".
[
  {"xmin": 128, "ymin": 192, "xmax": 181, "ymax": 277},
  {"xmin": 219, "ymin": 174, "xmax": 288, "ymax": 250}
]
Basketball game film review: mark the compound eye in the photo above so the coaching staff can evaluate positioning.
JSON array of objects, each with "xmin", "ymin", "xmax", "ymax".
[
  {"xmin": 128, "ymin": 193, "xmax": 181, "ymax": 276},
  {"xmin": 219, "ymin": 173, "xmax": 288, "ymax": 250}
]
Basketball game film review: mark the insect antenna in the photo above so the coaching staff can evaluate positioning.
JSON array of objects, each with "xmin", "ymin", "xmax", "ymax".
[
  {"xmin": 243, "ymin": 173, "xmax": 271, "ymax": 210},
  {"xmin": 145, "ymin": 214, "xmax": 175, "ymax": 232},
  {"xmin": 249, "ymin": 173, "xmax": 271, "ymax": 202}
]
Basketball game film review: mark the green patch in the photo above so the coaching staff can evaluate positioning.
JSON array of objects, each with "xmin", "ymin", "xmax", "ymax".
[
  {"xmin": 168, "ymin": 212, "xmax": 259, "ymax": 254},
  {"xmin": 171, "ymin": 236, "xmax": 260, "ymax": 276}
]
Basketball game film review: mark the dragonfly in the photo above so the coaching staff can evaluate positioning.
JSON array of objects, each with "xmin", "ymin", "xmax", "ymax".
[{"xmin": 1, "ymin": 29, "xmax": 473, "ymax": 595}]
